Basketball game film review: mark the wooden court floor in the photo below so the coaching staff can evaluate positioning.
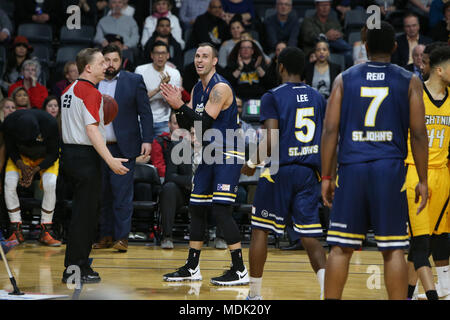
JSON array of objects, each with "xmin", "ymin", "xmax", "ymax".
[{"xmin": 0, "ymin": 242, "xmax": 431, "ymax": 300}]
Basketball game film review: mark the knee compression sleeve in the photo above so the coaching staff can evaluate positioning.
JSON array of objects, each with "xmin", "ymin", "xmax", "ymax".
[
  {"xmin": 431, "ymin": 233, "xmax": 450, "ymax": 261},
  {"xmin": 189, "ymin": 204, "xmax": 208, "ymax": 241},
  {"xmin": 213, "ymin": 203, "xmax": 241, "ymax": 245},
  {"xmin": 4, "ymin": 171, "xmax": 20, "ymax": 210},
  {"xmin": 41, "ymin": 172, "xmax": 57, "ymax": 212},
  {"xmin": 410, "ymin": 235, "xmax": 432, "ymax": 270}
]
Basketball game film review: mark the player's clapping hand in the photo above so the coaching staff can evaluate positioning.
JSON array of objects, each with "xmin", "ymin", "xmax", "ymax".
[
  {"xmin": 160, "ymin": 83, "xmax": 184, "ymax": 109},
  {"xmin": 321, "ymin": 179, "xmax": 335, "ymax": 208},
  {"xmin": 241, "ymin": 163, "xmax": 256, "ymax": 177}
]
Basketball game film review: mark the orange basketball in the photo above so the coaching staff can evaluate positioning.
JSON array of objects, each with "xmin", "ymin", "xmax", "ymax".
[{"xmin": 102, "ymin": 94, "xmax": 118, "ymax": 125}]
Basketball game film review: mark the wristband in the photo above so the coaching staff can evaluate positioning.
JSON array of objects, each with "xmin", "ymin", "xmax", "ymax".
[
  {"xmin": 321, "ymin": 176, "xmax": 332, "ymax": 181},
  {"xmin": 247, "ymin": 159, "xmax": 257, "ymax": 169}
]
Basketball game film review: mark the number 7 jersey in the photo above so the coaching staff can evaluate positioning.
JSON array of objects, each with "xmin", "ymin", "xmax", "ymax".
[
  {"xmin": 405, "ymin": 86, "xmax": 450, "ymax": 168},
  {"xmin": 338, "ymin": 62, "xmax": 412, "ymax": 164}
]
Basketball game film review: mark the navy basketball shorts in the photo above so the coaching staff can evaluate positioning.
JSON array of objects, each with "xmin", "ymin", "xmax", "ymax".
[
  {"xmin": 190, "ymin": 160, "xmax": 242, "ymax": 206},
  {"xmin": 327, "ymin": 158, "xmax": 409, "ymax": 251},
  {"xmin": 251, "ymin": 165, "xmax": 323, "ymax": 237}
]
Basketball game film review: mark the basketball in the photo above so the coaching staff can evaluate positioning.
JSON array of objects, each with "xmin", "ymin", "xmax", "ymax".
[{"xmin": 102, "ymin": 94, "xmax": 118, "ymax": 125}]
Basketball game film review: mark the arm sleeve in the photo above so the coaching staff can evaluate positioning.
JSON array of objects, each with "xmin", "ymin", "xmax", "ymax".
[
  {"xmin": 259, "ymin": 92, "xmax": 279, "ymax": 123},
  {"xmin": 2, "ymin": 116, "xmax": 21, "ymax": 164}
]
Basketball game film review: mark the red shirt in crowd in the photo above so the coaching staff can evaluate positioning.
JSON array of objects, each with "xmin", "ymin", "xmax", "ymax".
[{"xmin": 8, "ymin": 79, "xmax": 49, "ymax": 109}]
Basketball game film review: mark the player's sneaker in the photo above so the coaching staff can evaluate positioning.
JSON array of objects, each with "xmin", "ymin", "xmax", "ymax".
[
  {"xmin": 210, "ymin": 266, "xmax": 249, "ymax": 286},
  {"xmin": 163, "ymin": 265, "xmax": 202, "ymax": 282},
  {"xmin": 246, "ymin": 294, "xmax": 262, "ymax": 300},
  {"xmin": 38, "ymin": 223, "xmax": 62, "ymax": 247},
  {"xmin": 7, "ymin": 222, "xmax": 24, "ymax": 243}
]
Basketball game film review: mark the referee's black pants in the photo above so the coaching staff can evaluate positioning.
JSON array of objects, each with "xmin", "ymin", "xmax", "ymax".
[{"xmin": 62, "ymin": 144, "xmax": 101, "ymax": 269}]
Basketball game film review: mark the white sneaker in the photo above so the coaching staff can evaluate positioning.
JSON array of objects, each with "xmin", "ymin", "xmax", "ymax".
[
  {"xmin": 161, "ymin": 238, "xmax": 174, "ymax": 249},
  {"xmin": 214, "ymin": 238, "xmax": 227, "ymax": 249},
  {"xmin": 210, "ymin": 266, "xmax": 249, "ymax": 286},
  {"xmin": 163, "ymin": 265, "xmax": 202, "ymax": 282}
]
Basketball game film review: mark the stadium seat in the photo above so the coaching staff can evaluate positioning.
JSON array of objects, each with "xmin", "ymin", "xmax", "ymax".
[
  {"xmin": 329, "ymin": 53, "xmax": 346, "ymax": 71},
  {"xmin": 347, "ymin": 31, "xmax": 361, "ymax": 46},
  {"xmin": 59, "ymin": 25, "xmax": 95, "ymax": 46},
  {"xmin": 132, "ymin": 163, "xmax": 161, "ymax": 242},
  {"xmin": 344, "ymin": 9, "xmax": 367, "ymax": 32},
  {"xmin": 183, "ymin": 48, "xmax": 196, "ymax": 67},
  {"xmin": 17, "ymin": 23, "xmax": 53, "ymax": 44},
  {"xmin": 55, "ymin": 45, "xmax": 85, "ymax": 74},
  {"xmin": 0, "ymin": 0, "xmax": 14, "ymax": 21}
]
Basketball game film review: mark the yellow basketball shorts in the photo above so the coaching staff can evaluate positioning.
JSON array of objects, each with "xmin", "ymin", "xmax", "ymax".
[
  {"xmin": 405, "ymin": 165, "xmax": 449, "ymax": 236},
  {"xmin": 5, "ymin": 155, "xmax": 59, "ymax": 189}
]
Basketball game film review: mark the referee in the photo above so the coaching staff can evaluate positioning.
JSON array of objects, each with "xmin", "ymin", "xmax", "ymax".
[{"xmin": 61, "ymin": 48, "xmax": 129, "ymax": 284}]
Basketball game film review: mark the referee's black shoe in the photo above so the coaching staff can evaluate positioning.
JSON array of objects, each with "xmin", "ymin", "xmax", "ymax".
[{"xmin": 62, "ymin": 266, "xmax": 101, "ymax": 284}]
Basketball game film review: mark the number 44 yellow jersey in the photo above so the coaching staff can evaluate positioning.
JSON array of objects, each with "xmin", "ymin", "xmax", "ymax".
[{"xmin": 405, "ymin": 87, "xmax": 450, "ymax": 168}]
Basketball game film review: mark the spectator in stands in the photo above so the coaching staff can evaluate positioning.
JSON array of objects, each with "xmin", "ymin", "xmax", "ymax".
[
  {"xmin": 8, "ymin": 60, "xmax": 48, "ymax": 109},
  {"xmin": 225, "ymin": 39, "xmax": 268, "ymax": 101},
  {"xmin": 0, "ymin": 36, "xmax": 33, "ymax": 95},
  {"xmin": 405, "ymin": 44, "xmax": 425, "ymax": 80},
  {"xmin": 52, "ymin": 61, "xmax": 79, "ymax": 99},
  {"xmin": 300, "ymin": 0, "xmax": 353, "ymax": 67},
  {"xmin": 11, "ymin": 87, "xmax": 31, "ymax": 110},
  {"xmin": 141, "ymin": 0, "xmax": 184, "ymax": 50},
  {"xmin": 0, "ymin": 98, "xmax": 16, "ymax": 121},
  {"xmin": 264, "ymin": 0, "xmax": 300, "ymax": 52},
  {"xmin": 103, "ymin": 34, "xmax": 136, "ymax": 71},
  {"xmin": 14, "ymin": 0, "xmax": 62, "ymax": 28},
  {"xmin": 3, "ymin": 109, "xmax": 61, "ymax": 247},
  {"xmin": 264, "ymin": 41, "xmax": 287, "ymax": 90},
  {"xmin": 431, "ymin": 1, "xmax": 450, "ymax": 41},
  {"xmin": 94, "ymin": 0, "xmax": 140, "ymax": 49},
  {"xmin": 189, "ymin": 0, "xmax": 230, "ymax": 50},
  {"xmin": 304, "ymin": 39, "xmax": 341, "ymax": 99},
  {"xmin": 219, "ymin": 18, "xmax": 245, "ymax": 68},
  {"xmin": 179, "ymin": 0, "xmax": 210, "ymax": 30},
  {"xmin": 392, "ymin": 12, "xmax": 432, "ymax": 67},
  {"xmin": 352, "ymin": 25, "xmax": 368, "ymax": 65},
  {"xmin": 0, "ymin": 8, "xmax": 13, "ymax": 44},
  {"xmin": 159, "ymin": 125, "xmax": 196, "ymax": 249},
  {"xmin": 221, "ymin": 0, "xmax": 256, "ymax": 27},
  {"xmin": 406, "ymin": 0, "xmax": 431, "ymax": 25},
  {"xmin": 61, "ymin": 0, "xmax": 97, "ymax": 26},
  {"xmin": 143, "ymin": 17, "xmax": 183, "ymax": 71},
  {"xmin": 42, "ymin": 95, "xmax": 60, "ymax": 118},
  {"xmin": 107, "ymin": 0, "xmax": 135, "ymax": 16},
  {"xmin": 135, "ymin": 41, "xmax": 182, "ymax": 137}
]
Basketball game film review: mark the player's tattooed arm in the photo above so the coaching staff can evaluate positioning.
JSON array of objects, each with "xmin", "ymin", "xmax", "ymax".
[{"xmin": 205, "ymin": 83, "xmax": 231, "ymax": 119}]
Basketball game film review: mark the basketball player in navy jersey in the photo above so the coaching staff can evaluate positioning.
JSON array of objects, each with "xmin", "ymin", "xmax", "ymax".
[
  {"xmin": 241, "ymin": 47, "xmax": 328, "ymax": 300},
  {"xmin": 321, "ymin": 22, "xmax": 429, "ymax": 300},
  {"xmin": 160, "ymin": 43, "xmax": 249, "ymax": 286}
]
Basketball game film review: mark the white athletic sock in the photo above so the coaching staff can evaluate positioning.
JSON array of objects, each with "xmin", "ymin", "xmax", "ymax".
[
  {"xmin": 8, "ymin": 211, "xmax": 21, "ymax": 223},
  {"xmin": 249, "ymin": 276, "xmax": 262, "ymax": 298},
  {"xmin": 436, "ymin": 265, "xmax": 449, "ymax": 291},
  {"xmin": 40, "ymin": 211, "xmax": 54, "ymax": 224},
  {"xmin": 317, "ymin": 268, "xmax": 325, "ymax": 294}
]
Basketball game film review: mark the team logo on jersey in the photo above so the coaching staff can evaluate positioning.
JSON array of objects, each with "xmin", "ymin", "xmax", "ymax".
[
  {"xmin": 195, "ymin": 103, "xmax": 204, "ymax": 114},
  {"xmin": 261, "ymin": 210, "xmax": 269, "ymax": 218},
  {"xmin": 217, "ymin": 184, "xmax": 230, "ymax": 192}
]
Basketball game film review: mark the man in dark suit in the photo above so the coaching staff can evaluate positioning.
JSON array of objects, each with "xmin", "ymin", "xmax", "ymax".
[
  {"xmin": 393, "ymin": 12, "xmax": 431, "ymax": 67},
  {"xmin": 405, "ymin": 44, "xmax": 425, "ymax": 81},
  {"xmin": 93, "ymin": 44, "xmax": 154, "ymax": 252}
]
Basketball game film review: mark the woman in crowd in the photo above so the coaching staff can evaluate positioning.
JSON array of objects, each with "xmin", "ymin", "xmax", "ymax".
[
  {"xmin": 0, "ymin": 98, "xmax": 16, "ymax": 121},
  {"xmin": 11, "ymin": 87, "xmax": 31, "ymax": 110},
  {"xmin": 52, "ymin": 61, "xmax": 79, "ymax": 99},
  {"xmin": 8, "ymin": 59, "xmax": 48, "ymax": 109},
  {"xmin": 352, "ymin": 25, "xmax": 368, "ymax": 65},
  {"xmin": 141, "ymin": 0, "xmax": 184, "ymax": 49},
  {"xmin": 304, "ymin": 39, "xmax": 341, "ymax": 99}
]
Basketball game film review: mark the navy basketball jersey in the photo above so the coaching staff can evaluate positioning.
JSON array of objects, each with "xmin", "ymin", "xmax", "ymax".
[
  {"xmin": 192, "ymin": 73, "xmax": 241, "ymax": 151},
  {"xmin": 338, "ymin": 62, "xmax": 412, "ymax": 164},
  {"xmin": 260, "ymin": 82, "xmax": 327, "ymax": 170}
]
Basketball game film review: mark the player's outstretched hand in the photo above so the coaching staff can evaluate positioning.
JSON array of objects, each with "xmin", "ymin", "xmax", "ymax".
[
  {"xmin": 160, "ymin": 83, "xmax": 183, "ymax": 109},
  {"xmin": 321, "ymin": 179, "xmax": 335, "ymax": 208},
  {"xmin": 415, "ymin": 182, "xmax": 428, "ymax": 215},
  {"xmin": 108, "ymin": 158, "xmax": 129, "ymax": 175},
  {"xmin": 241, "ymin": 163, "xmax": 256, "ymax": 176}
]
